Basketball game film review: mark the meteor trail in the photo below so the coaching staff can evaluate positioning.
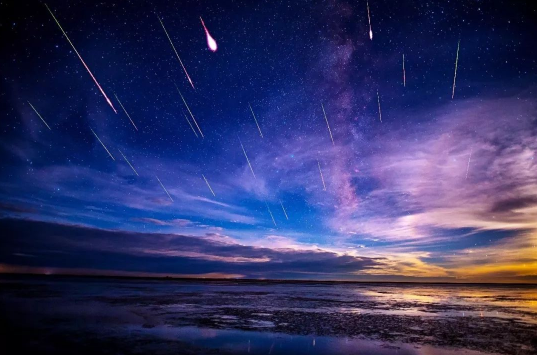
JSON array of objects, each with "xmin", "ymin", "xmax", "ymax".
[
  {"xmin": 466, "ymin": 150, "xmax": 472, "ymax": 180},
  {"xmin": 158, "ymin": 16, "xmax": 195, "ymax": 90},
  {"xmin": 27, "ymin": 101, "xmax": 51, "ymax": 130},
  {"xmin": 200, "ymin": 17, "xmax": 217, "ymax": 52},
  {"xmin": 239, "ymin": 139, "xmax": 256, "ymax": 179},
  {"xmin": 175, "ymin": 84, "xmax": 204, "ymax": 137},
  {"xmin": 403, "ymin": 54, "xmax": 406, "ymax": 87},
  {"xmin": 321, "ymin": 103, "xmax": 334, "ymax": 145},
  {"xmin": 45, "ymin": 4, "xmax": 117, "ymax": 114},
  {"xmin": 317, "ymin": 160, "xmax": 326, "ymax": 191},
  {"xmin": 156, "ymin": 175, "xmax": 173, "ymax": 202},
  {"xmin": 280, "ymin": 200, "xmax": 289, "ymax": 220},
  {"xmin": 266, "ymin": 203, "xmax": 277, "ymax": 227},
  {"xmin": 118, "ymin": 149, "xmax": 138, "ymax": 176},
  {"xmin": 452, "ymin": 40, "xmax": 460, "ymax": 99},
  {"xmin": 366, "ymin": 1, "xmax": 373, "ymax": 40},
  {"xmin": 377, "ymin": 90, "xmax": 382, "ymax": 122},
  {"xmin": 249, "ymin": 103, "xmax": 263, "ymax": 138},
  {"xmin": 114, "ymin": 94, "xmax": 138, "ymax": 131},
  {"xmin": 202, "ymin": 174, "xmax": 216, "ymax": 197},
  {"xmin": 90, "ymin": 128, "xmax": 115, "ymax": 161},
  {"xmin": 183, "ymin": 112, "xmax": 199, "ymax": 138}
]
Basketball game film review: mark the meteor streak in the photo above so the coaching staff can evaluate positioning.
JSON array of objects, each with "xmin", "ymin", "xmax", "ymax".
[
  {"xmin": 90, "ymin": 128, "xmax": 115, "ymax": 160},
  {"xmin": 466, "ymin": 150, "xmax": 472, "ymax": 180},
  {"xmin": 377, "ymin": 90, "xmax": 382, "ymax": 122},
  {"xmin": 118, "ymin": 149, "xmax": 138, "ymax": 176},
  {"xmin": 366, "ymin": 1, "xmax": 373, "ymax": 40},
  {"xmin": 403, "ymin": 54, "xmax": 406, "ymax": 87},
  {"xmin": 45, "ymin": 4, "xmax": 117, "ymax": 113},
  {"xmin": 239, "ymin": 139, "xmax": 256, "ymax": 179},
  {"xmin": 202, "ymin": 174, "xmax": 216, "ymax": 197},
  {"xmin": 321, "ymin": 103, "xmax": 334, "ymax": 145},
  {"xmin": 452, "ymin": 40, "xmax": 460, "ymax": 99},
  {"xmin": 158, "ymin": 16, "xmax": 195, "ymax": 90},
  {"xmin": 156, "ymin": 175, "xmax": 173, "ymax": 202},
  {"xmin": 266, "ymin": 203, "xmax": 277, "ymax": 227},
  {"xmin": 27, "ymin": 101, "xmax": 51, "ymax": 130},
  {"xmin": 183, "ymin": 112, "xmax": 199, "ymax": 138},
  {"xmin": 280, "ymin": 200, "xmax": 289, "ymax": 220},
  {"xmin": 114, "ymin": 94, "xmax": 138, "ymax": 131},
  {"xmin": 175, "ymin": 84, "xmax": 204, "ymax": 137},
  {"xmin": 249, "ymin": 103, "xmax": 263, "ymax": 138},
  {"xmin": 200, "ymin": 17, "xmax": 217, "ymax": 52},
  {"xmin": 317, "ymin": 160, "xmax": 326, "ymax": 191}
]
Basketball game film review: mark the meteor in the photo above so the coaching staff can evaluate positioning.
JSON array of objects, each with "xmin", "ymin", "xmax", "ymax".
[
  {"xmin": 202, "ymin": 174, "xmax": 216, "ymax": 197},
  {"xmin": 200, "ymin": 17, "xmax": 217, "ymax": 52},
  {"xmin": 366, "ymin": 1, "xmax": 373, "ymax": 40},
  {"xmin": 114, "ymin": 94, "xmax": 138, "ymax": 131},
  {"xmin": 249, "ymin": 103, "xmax": 263, "ymax": 138},
  {"xmin": 158, "ymin": 16, "xmax": 195, "ymax": 90},
  {"xmin": 403, "ymin": 54, "xmax": 406, "ymax": 87},
  {"xmin": 239, "ymin": 139, "xmax": 256, "ymax": 179},
  {"xmin": 280, "ymin": 200, "xmax": 289, "ymax": 220},
  {"xmin": 183, "ymin": 112, "xmax": 199, "ymax": 138},
  {"xmin": 175, "ymin": 84, "xmax": 204, "ymax": 137},
  {"xmin": 156, "ymin": 175, "xmax": 173, "ymax": 202},
  {"xmin": 321, "ymin": 103, "xmax": 334, "ymax": 145},
  {"xmin": 118, "ymin": 149, "xmax": 138, "ymax": 176},
  {"xmin": 452, "ymin": 40, "xmax": 460, "ymax": 99},
  {"xmin": 377, "ymin": 90, "xmax": 382, "ymax": 122},
  {"xmin": 466, "ymin": 150, "xmax": 472, "ymax": 180},
  {"xmin": 90, "ymin": 128, "xmax": 115, "ymax": 160},
  {"xmin": 45, "ymin": 4, "xmax": 117, "ymax": 114},
  {"xmin": 27, "ymin": 101, "xmax": 51, "ymax": 130},
  {"xmin": 317, "ymin": 160, "xmax": 326, "ymax": 191},
  {"xmin": 266, "ymin": 203, "xmax": 277, "ymax": 227}
]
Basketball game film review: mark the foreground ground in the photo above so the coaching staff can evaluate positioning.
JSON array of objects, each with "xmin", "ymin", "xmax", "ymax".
[{"xmin": 1, "ymin": 276, "xmax": 536, "ymax": 354}]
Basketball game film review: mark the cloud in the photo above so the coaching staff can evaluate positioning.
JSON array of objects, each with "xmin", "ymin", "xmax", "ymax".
[
  {"xmin": 133, "ymin": 218, "xmax": 195, "ymax": 227},
  {"xmin": 0, "ymin": 202, "xmax": 36, "ymax": 215},
  {"xmin": 0, "ymin": 159, "xmax": 260, "ymax": 228},
  {"xmin": 324, "ymin": 96, "xmax": 537, "ymax": 242},
  {"xmin": 490, "ymin": 197, "xmax": 537, "ymax": 214},
  {"xmin": 441, "ymin": 230, "xmax": 537, "ymax": 280},
  {"xmin": 0, "ymin": 218, "xmax": 384, "ymax": 279}
]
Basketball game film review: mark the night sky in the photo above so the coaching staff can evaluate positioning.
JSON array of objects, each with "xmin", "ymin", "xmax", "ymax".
[{"xmin": 1, "ymin": 0, "xmax": 536, "ymax": 282}]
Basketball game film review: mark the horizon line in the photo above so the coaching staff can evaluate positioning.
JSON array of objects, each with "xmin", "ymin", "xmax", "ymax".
[{"xmin": 1, "ymin": 272, "xmax": 536, "ymax": 286}]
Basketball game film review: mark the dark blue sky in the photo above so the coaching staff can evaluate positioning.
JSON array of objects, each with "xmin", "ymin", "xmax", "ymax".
[{"xmin": 1, "ymin": 0, "xmax": 536, "ymax": 282}]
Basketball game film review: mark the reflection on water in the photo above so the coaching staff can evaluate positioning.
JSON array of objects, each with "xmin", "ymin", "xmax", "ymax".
[
  {"xmin": 358, "ymin": 285, "xmax": 537, "ymax": 322},
  {"xmin": 130, "ymin": 325, "xmax": 486, "ymax": 355},
  {"xmin": 361, "ymin": 286, "xmax": 537, "ymax": 309}
]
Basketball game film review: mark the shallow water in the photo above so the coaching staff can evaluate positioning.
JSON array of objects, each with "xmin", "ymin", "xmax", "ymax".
[
  {"xmin": 129, "ymin": 325, "xmax": 487, "ymax": 355},
  {"xmin": 1, "ymin": 275, "xmax": 536, "ymax": 354}
]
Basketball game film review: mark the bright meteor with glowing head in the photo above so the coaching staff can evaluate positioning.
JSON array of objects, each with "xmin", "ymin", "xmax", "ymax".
[
  {"xmin": 200, "ymin": 17, "xmax": 217, "ymax": 52},
  {"xmin": 366, "ymin": 1, "xmax": 373, "ymax": 40}
]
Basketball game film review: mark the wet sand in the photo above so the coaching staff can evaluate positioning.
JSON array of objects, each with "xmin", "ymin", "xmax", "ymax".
[{"xmin": 1, "ymin": 275, "xmax": 536, "ymax": 354}]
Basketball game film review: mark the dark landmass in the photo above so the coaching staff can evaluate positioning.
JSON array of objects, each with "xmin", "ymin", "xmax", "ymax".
[{"xmin": 1, "ymin": 272, "xmax": 536, "ymax": 286}]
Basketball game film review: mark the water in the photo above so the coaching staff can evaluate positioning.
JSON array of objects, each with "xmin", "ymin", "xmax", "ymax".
[
  {"xmin": 1, "ymin": 275, "xmax": 536, "ymax": 354},
  {"xmin": 129, "ymin": 325, "xmax": 486, "ymax": 355}
]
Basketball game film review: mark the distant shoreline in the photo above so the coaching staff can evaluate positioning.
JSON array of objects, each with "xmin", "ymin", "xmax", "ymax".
[{"xmin": 1, "ymin": 272, "xmax": 535, "ymax": 286}]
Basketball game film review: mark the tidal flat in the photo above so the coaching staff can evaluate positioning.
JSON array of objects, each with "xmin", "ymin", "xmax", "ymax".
[{"xmin": 1, "ymin": 275, "xmax": 536, "ymax": 355}]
